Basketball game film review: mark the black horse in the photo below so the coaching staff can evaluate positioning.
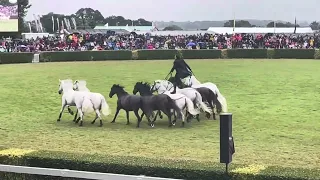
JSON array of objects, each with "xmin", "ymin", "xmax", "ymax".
[
  {"xmin": 194, "ymin": 87, "xmax": 221, "ymax": 120},
  {"xmin": 133, "ymin": 82, "xmax": 182, "ymax": 127},
  {"xmin": 168, "ymin": 77, "xmax": 221, "ymax": 120},
  {"xmin": 109, "ymin": 84, "xmax": 143, "ymax": 127}
]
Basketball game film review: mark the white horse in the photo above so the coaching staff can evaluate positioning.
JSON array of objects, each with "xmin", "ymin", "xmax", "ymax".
[
  {"xmin": 57, "ymin": 79, "xmax": 93, "ymax": 126},
  {"xmin": 151, "ymin": 80, "xmax": 200, "ymax": 126},
  {"xmin": 57, "ymin": 79, "xmax": 109, "ymax": 126},
  {"xmin": 73, "ymin": 80, "xmax": 111, "ymax": 126},
  {"xmin": 153, "ymin": 80, "xmax": 212, "ymax": 119},
  {"xmin": 183, "ymin": 76, "xmax": 228, "ymax": 112}
]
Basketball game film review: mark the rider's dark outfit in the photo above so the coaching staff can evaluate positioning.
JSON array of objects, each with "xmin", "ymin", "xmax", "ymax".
[{"xmin": 169, "ymin": 55, "xmax": 193, "ymax": 94}]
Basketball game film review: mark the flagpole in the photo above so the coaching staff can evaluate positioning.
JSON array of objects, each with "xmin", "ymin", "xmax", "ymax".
[
  {"xmin": 294, "ymin": 17, "xmax": 297, "ymax": 34},
  {"xmin": 56, "ymin": 18, "xmax": 60, "ymax": 32},
  {"xmin": 233, "ymin": 12, "xmax": 235, "ymax": 34}
]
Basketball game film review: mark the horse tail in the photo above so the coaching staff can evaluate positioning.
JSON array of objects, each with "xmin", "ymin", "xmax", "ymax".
[
  {"xmin": 167, "ymin": 96, "xmax": 181, "ymax": 115},
  {"xmin": 216, "ymin": 91, "xmax": 228, "ymax": 113},
  {"xmin": 82, "ymin": 95, "xmax": 94, "ymax": 114},
  {"xmin": 185, "ymin": 97, "xmax": 200, "ymax": 116},
  {"xmin": 195, "ymin": 91, "xmax": 212, "ymax": 114},
  {"xmin": 100, "ymin": 96, "xmax": 111, "ymax": 116},
  {"xmin": 208, "ymin": 89, "xmax": 221, "ymax": 114}
]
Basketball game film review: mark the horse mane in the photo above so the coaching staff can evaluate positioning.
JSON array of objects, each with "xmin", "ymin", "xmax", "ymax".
[
  {"xmin": 135, "ymin": 81, "xmax": 153, "ymax": 94},
  {"xmin": 142, "ymin": 82, "xmax": 151, "ymax": 89},
  {"xmin": 113, "ymin": 84, "xmax": 125, "ymax": 89}
]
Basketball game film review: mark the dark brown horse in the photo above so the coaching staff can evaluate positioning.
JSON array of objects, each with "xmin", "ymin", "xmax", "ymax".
[
  {"xmin": 109, "ymin": 84, "xmax": 143, "ymax": 127},
  {"xmin": 133, "ymin": 82, "xmax": 182, "ymax": 127},
  {"xmin": 194, "ymin": 87, "xmax": 221, "ymax": 120}
]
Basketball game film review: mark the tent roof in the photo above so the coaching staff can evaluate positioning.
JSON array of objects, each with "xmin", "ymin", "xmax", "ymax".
[{"xmin": 207, "ymin": 27, "xmax": 314, "ymax": 34}]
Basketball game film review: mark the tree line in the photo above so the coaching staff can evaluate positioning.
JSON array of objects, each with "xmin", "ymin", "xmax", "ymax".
[
  {"xmin": 223, "ymin": 20, "xmax": 320, "ymax": 31},
  {"xmin": 28, "ymin": 8, "xmax": 153, "ymax": 33},
  {"xmin": 14, "ymin": 1, "xmax": 152, "ymax": 33}
]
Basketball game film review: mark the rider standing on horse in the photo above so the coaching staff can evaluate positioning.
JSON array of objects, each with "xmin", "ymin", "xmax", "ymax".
[{"xmin": 169, "ymin": 54, "xmax": 194, "ymax": 94}]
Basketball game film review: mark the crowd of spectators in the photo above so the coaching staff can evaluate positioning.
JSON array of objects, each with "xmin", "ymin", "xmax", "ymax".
[
  {"xmin": 0, "ymin": 5, "xmax": 18, "ymax": 18},
  {"xmin": 1, "ymin": 32, "xmax": 320, "ymax": 52}
]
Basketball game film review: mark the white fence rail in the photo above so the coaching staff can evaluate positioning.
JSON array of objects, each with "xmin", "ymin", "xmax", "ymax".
[{"xmin": 0, "ymin": 164, "xmax": 181, "ymax": 180}]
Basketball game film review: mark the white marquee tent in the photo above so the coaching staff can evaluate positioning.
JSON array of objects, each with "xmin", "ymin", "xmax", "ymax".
[{"xmin": 207, "ymin": 27, "xmax": 314, "ymax": 34}]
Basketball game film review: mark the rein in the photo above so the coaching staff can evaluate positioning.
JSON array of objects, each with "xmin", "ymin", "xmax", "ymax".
[{"xmin": 165, "ymin": 81, "xmax": 174, "ymax": 91}]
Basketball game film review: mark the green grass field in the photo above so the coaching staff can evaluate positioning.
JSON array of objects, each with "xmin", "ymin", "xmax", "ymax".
[
  {"xmin": 0, "ymin": 59, "xmax": 319, "ymax": 172},
  {"xmin": 0, "ymin": 19, "xmax": 18, "ymax": 32}
]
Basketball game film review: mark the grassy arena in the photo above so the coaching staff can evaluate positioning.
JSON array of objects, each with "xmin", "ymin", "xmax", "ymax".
[{"xmin": 0, "ymin": 59, "xmax": 319, "ymax": 171}]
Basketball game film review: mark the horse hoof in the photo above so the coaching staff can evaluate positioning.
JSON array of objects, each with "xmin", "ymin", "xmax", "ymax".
[
  {"xmin": 91, "ymin": 121, "xmax": 95, "ymax": 124},
  {"xmin": 181, "ymin": 122, "xmax": 185, "ymax": 127},
  {"xmin": 150, "ymin": 124, "xmax": 155, "ymax": 128},
  {"xmin": 79, "ymin": 122, "xmax": 83, "ymax": 126},
  {"xmin": 172, "ymin": 122, "xmax": 176, "ymax": 126},
  {"xmin": 126, "ymin": 123, "xmax": 130, "ymax": 125},
  {"xmin": 57, "ymin": 119, "xmax": 60, "ymax": 122},
  {"xmin": 99, "ymin": 124, "xmax": 103, "ymax": 127},
  {"xmin": 110, "ymin": 121, "xmax": 115, "ymax": 123}
]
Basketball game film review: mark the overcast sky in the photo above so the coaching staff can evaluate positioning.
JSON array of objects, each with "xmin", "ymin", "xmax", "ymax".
[{"xmin": 26, "ymin": 0, "xmax": 318, "ymax": 22}]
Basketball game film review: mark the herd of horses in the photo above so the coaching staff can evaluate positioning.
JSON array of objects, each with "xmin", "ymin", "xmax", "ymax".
[{"xmin": 57, "ymin": 76, "xmax": 228, "ymax": 128}]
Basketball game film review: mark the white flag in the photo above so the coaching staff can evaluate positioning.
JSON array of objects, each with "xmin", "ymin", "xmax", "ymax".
[
  {"xmin": 63, "ymin": 18, "xmax": 69, "ymax": 30},
  {"xmin": 52, "ymin": 16, "xmax": 55, "ymax": 32},
  {"xmin": 67, "ymin": 18, "xmax": 72, "ymax": 30},
  {"xmin": 33, "ymin": 14, "xmax": 39, "ymax": 32},
  {"xmin": 72, "ymin": 17, "xmax": 77, "ymax": 30},
  {"xmin": 56, "ymin": 18, "xmax": 60, "ymax": 31},
  {"xmin": 37, "ymin": 15, "xmax": 43, "ymax": 32},
  {"xmin": 28, "ymin": 22, "xmax": 32, "ymax": 32}
]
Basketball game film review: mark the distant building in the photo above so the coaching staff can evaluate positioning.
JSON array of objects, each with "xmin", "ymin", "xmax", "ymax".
[
  {"xmin": 135, "ymin": 30, "xmax": 215, "ymax": 36},
  {"xmin": 207, "ymin": 27, "xmax": 314, "ymax": 34}
]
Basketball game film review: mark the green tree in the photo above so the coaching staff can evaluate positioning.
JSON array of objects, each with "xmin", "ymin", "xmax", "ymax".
[
  {"xmin": 224, "ymin": 20, "xmax": 253, "ymax": 27},
  {"xmin": 75, "ymin": 8, "xmax": 104, "ymax": 29},
  {"xmin": 104, "ymin": 16, "xmax": 152, "ymax": 26},
  {"xmin": 266, "ymin": 21, "xmax": 299, "ymax": 27},
  {"xmin": 309, "ymin": 21, "xmax": 320, "ymax": 30},
  {"xmin": 163, "ymin": 25, "xmax": 183, "ymax": 31},
  {"xmin": 18, "ymin": 0, "xmax": 32, "ymax": 32}
]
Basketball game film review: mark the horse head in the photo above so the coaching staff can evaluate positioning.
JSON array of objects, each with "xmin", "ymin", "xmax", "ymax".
[
  {"xmin": 133, "ymin": 82, "xmax": 153, "ymax": 95},
  {"xmin": 73, "ymin": 80, "xmax": 87, "ymax": 91},
  {"xmin": 109, "ymin": 84, "xmax": 125, "ymax": 98},
  {"xmin": 133, "ymin": 82, "xmax": 143, "ymax": 95},
  {"xmin": 58, "ymin": 79, "xmax": 73, "ymax": 94}
]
